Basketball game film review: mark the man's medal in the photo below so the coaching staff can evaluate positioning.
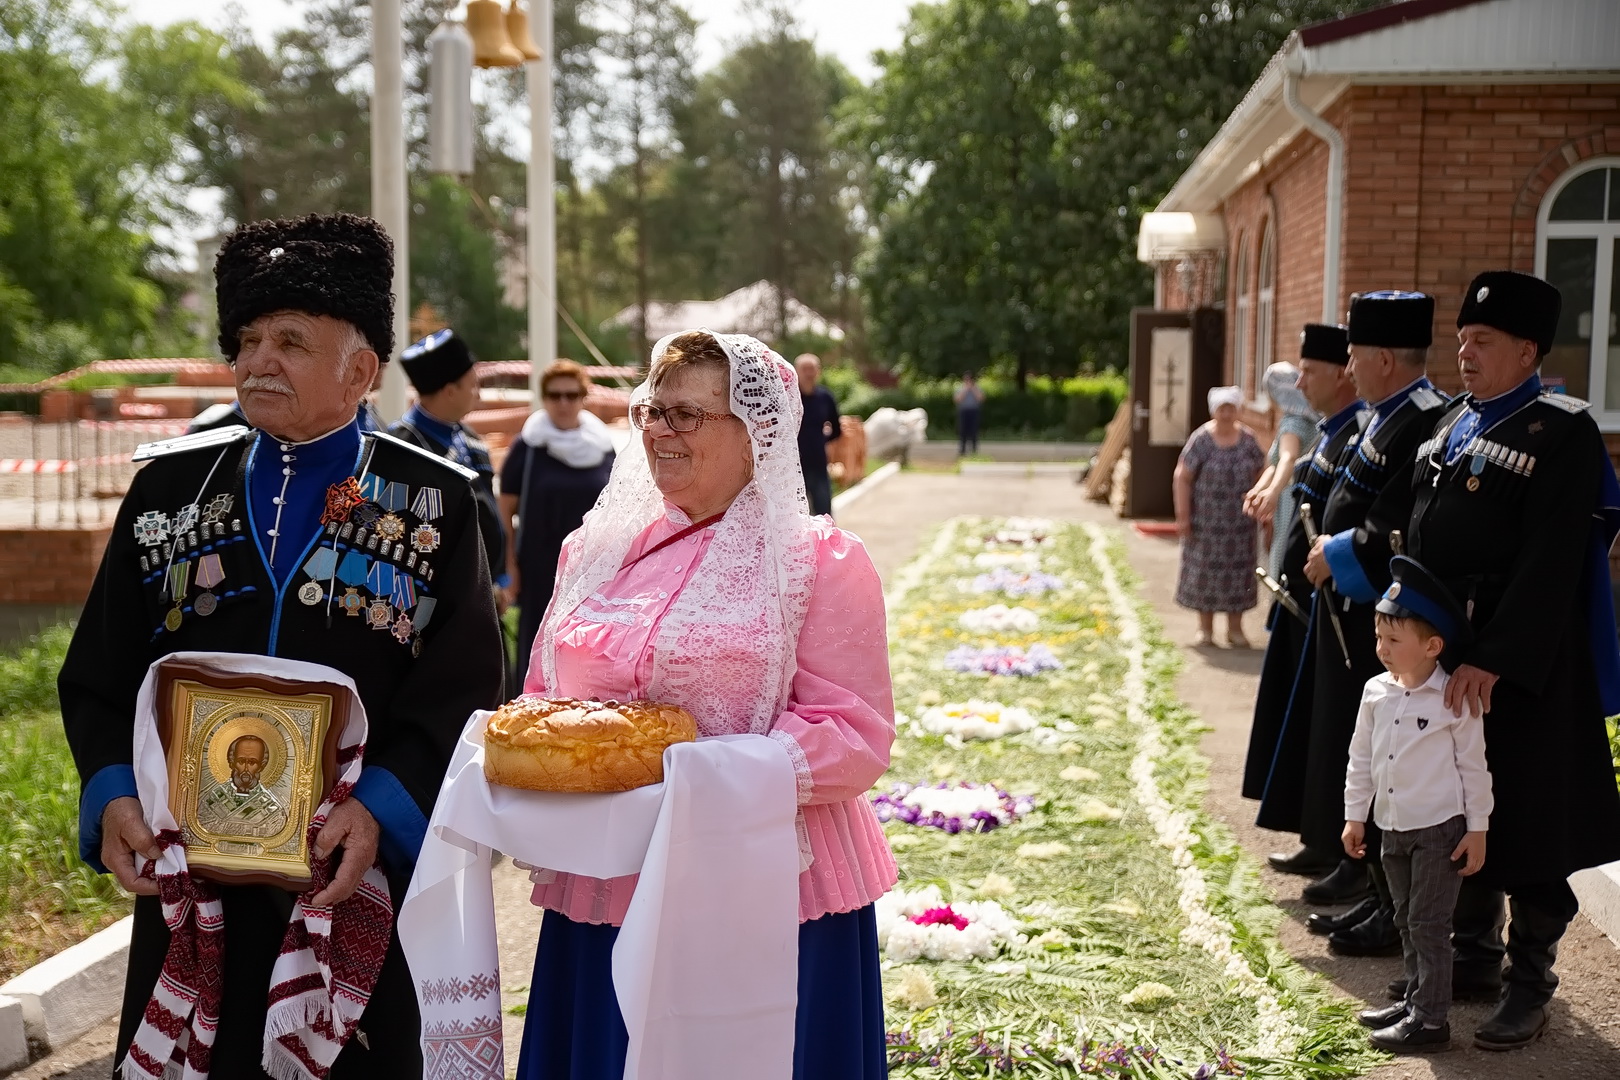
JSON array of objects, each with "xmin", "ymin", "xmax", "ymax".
[{"xmin": 194, "ymin": 553, "xmax": 225, "ymax": 616}]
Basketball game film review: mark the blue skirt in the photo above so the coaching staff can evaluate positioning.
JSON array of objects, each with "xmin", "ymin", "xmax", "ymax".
[{"xmin": 515, "ymin": 905, "xmax": 889, "ymax": 1080}]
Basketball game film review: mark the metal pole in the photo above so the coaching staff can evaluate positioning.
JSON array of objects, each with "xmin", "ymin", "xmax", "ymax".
[
  {"xmin": 373, "ymin": 0, "xmax": 410, "ymax": 421},
  {"xmin": 527, "ymin": 0, "xmax": 557, "ymax": 409}
]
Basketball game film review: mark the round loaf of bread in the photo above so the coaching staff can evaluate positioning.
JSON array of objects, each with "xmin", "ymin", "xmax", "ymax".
[{"xmin": 482, "ymin": 696, "xmax": 698, "ymax": 792}]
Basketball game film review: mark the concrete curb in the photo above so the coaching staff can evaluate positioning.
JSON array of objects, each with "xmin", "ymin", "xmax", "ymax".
[
  {"xmin": 1571, "ymin": 861, "xmax": 1620, "ymax": 948},
  {"xmin": 0, "ymin": 997, "xmax": 25, "ymax": 1073},
  {"xmin": 832, "ymin": 461, "xmax": 900, "ymax": 515},
  {"xmin": 0, "ymin": 916, "xmax": 130, "ymax": 1063}
]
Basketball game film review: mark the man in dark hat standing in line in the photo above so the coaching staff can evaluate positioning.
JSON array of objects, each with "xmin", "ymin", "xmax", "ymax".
[
  {"xmin": 58, "ymin": 213, "xmax": 503, "ymax": 1077},
  {"xmin": 392, "ymin": 329, "xmax": 511, "ymax": 693},
  {"xmin": 1245, "ymin": 324, "xmax": 1362, "ymax": 878},
  {"xmin": 1405, "ymin": 270, "xmax": 1620, "ymax": 1050},
  {"xmin": 1290, "ymin": 292, "xmax": 1450, "ymax": 955}
]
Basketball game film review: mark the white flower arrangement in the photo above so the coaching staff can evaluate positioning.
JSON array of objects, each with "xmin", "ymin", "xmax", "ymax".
[
  {"xmin": 958, "ymin": 604, "xmax": 1040, "ymax": 633},
  {"xmin": 1084, "ymin": 522, "xmax": 1303, "ymax": 1059},
  {"xmin": 875, "ymin": 885, "xmax": 1027, "ymax": 962},
  {"xmin": 916, "ymin": 699, "xmax": 1041, "ymax": 741},
  {"xmin": 972, "ymin": 550, "xmax": 1043, "ymax": 571}
]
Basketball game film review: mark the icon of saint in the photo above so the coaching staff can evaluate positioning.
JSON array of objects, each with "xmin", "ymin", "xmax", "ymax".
[{"xmin": 197, "ymin": 734, "xmax": 286, "ymax": 839}]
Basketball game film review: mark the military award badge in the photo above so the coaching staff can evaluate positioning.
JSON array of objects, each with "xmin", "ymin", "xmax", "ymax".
[{"xmin": 155, "ymin": 657, "xmax": 348, "ymax": 889}]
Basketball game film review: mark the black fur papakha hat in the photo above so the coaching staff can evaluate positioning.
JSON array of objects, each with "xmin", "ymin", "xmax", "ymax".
[
  {"xmin": 401, "ymin": 329, "xmax": 475, "ymax": 396},
  {"xmin": 1299, "ymin": 323, "xmax": 1349, "ymax": 365},
  {"xmin": 1347, "ymin": 291, "xmax": 1434, "ymax": 349},
  {"xmin": 215, "ymin": 213, "xmax": 395, "ymax": 363},
  {"xmin": 1457, "ymin": 270, "xmax": 1562, "ymax": 355}
]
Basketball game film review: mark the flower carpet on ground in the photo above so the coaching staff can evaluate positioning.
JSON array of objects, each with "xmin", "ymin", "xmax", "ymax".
[{"xmin": 877, "ymin": 518, "xmax": 1375, "ymax": 1078}]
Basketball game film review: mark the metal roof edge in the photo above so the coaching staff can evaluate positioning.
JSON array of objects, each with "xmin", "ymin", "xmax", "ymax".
[{"xmin": 1298, "ymin": 0, "xmax": 1495, "ymax": 49}]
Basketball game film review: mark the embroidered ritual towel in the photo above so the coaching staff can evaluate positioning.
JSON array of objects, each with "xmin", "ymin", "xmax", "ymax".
[
  {"xmin": 123, "ymin": 652, "xmax": 392, "ymax": 1080},
  {"xmin": 400, "ymin": 714, "xmax": 800, "ymax": 1080}
]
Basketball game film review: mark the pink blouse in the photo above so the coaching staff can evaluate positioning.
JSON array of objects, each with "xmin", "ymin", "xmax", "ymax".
[{"xmin": 523, "ymin": 505, "xmax": 898, "ymax": 925}]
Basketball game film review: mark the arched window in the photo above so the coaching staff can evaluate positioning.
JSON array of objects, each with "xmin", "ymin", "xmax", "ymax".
[
  {"xmin": 1255, "ymin": 219, "xmax": 1277, "ymax": 398},
  {"xmin": 1537, "ymin": 158, "xmax": 1620, "ymax": 425},
  {"xmin": 1232, "ymin": 237, "xmax": 1251, "ymax": 394}
]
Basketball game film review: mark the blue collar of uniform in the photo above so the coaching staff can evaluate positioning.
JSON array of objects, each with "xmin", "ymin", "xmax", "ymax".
[
  {"xmin": 260, "ymin": 417, "xmax": 362, "ymax": 464},
  {"xmin": 1318, "ymin": 399, "xmax": 1363, "ymax": 438},
  {"xmin": 404, "ymin": 403, "xmax": 458, "ymax": 449},
  {"xmin": 1370, "ymin": 376, "xmax": 1430, "ymax": 421},
  {"xmin": 1465, "ymin": 373, "xmax": 1541, "ymax": 424}
]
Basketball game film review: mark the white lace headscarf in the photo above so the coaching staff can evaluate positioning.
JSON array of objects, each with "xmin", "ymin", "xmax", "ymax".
[{"xmin": 536, "ymin": 329, "xmax": 819, "ymax": 735}]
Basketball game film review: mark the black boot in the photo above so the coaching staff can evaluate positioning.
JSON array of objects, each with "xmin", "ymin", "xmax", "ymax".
[
  {"xmin": 1474, "ymin": 885, "xmax": 1576, "ymax": 1051},
  {"xmin": 1330, "ymin": 862, "xmax": 1399, "ymax": 957},
  {"xmin": 1452, "ymin": 875, "xmax": 1506, "ymax": 980},
  {"xmin": 1302, "ymin": 858, "xmax": 1371, "ymax": 906},
  {"xmin": 1308, "ymin": 894, "xmax": 1379, "ymax": 936},
  {"xmin": 1268, "ymin": 845, "xmax": 1340, "ymax": 877}
]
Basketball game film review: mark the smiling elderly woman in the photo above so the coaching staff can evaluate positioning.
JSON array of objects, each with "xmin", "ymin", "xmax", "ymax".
[{"xmin": 513, "ymin": 330, "xmax": 897, "ymax": 1079}]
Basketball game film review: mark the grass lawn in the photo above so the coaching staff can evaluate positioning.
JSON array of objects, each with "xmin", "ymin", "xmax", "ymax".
[{"xmin": 0, "ymin": 626, "xmax": 129, "ymax": 981}]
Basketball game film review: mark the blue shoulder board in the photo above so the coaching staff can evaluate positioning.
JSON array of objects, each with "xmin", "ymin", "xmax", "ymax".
[{"xmin": 132, "ymin": 424, "xmax": 253, "ymax": 462}]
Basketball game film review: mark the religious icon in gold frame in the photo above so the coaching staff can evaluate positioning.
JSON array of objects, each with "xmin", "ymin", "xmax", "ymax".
[{"xmin": 156, "ymin": 658, "xmax": 348, "ymax": 890}]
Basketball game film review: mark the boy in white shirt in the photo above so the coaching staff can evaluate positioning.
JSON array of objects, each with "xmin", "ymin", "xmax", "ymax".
[{"xmin": 1343, "ymin": 555, "xmax": 1492, "ymax": 1053}]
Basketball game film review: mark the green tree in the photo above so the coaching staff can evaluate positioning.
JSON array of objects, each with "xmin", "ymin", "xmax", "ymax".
[
  {"xmin": 409, "ymin": 174, "xmax": 525, "ymax": 360},
  {"xmin": 851, "ymin": 0, "xmax": 1382, "ymax": 384},
  {"xmin": 0, "ymin": 0, "xmax": 251, "ymax": 369},
  {"xmin": 596, "ymin": 0, "xmax": 697, "ymax": 361},
  {"xmin": 660, "ymin": 4, "xmax": 860, "ymax": 342}
]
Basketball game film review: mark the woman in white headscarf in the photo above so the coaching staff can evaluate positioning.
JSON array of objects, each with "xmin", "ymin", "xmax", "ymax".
[
  {"xmin": 1173, "ymin": 385, "xmax": 1266, "ymax": 647},
  {"xmin": 1242, "ymin": 361, "xmax": 1320, "ymax": 580},
  {"xmin": 515, "ymin": 330, "xmax": 896, "ymax": 1079}
]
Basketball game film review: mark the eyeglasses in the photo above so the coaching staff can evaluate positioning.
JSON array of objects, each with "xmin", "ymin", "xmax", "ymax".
[
  {"xmin": 544, "ymin": 390, "xmax": 584, "ymax": 402},
  {"xmin": 629, "ymin": 403, "xmax": 737, "ymax": 432}
]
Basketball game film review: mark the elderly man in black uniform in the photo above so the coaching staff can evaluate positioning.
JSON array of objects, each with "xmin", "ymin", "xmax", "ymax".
[
  {"xmin": 58, "ymin": 213, "xmax": 503, "ymax": 1077},
  {"xmin": 1407, "ymin": 270, "xmax": 1620, "ymax": 1050},
  {"xmin": 1290, "ymin": 292, "xmax": 1449, "ymax": 956},
  {"xmin": 1245, "ymin": 324, "xmax": 1361, "ymax": 876}
]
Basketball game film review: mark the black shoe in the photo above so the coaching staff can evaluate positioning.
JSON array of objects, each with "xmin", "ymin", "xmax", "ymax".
[
  {"xmin": 1302, "ymin": 860, "xmax": 1371, "ymax": 906},
  {"xmin": 1308, "ymin": 895, "xmax": 1379, "ymax": 936},
  {"xmin": 1329, "ymin": 905, "xmax": 1402, "ymax": 957},
  {"xmin": 1370, "ymin": 1015, "xmax": 1451, "ymax": 1053},
  {"xmin": 1358, "ymin": 1001, "xmax": 1408, "ymax": 1028},
  {"xmin": 1267, "ymin": 846, "xmax": 1340, "ymax": 877},
  {"xmin": 1474, "ymin": 989, "xmax": 1551, "ymax": 1051}
]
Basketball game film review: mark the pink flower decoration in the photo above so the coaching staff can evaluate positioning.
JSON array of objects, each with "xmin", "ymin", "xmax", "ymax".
[{"xmin": 910, "ymin": 905, "xmax": 970, "ymax": 931}]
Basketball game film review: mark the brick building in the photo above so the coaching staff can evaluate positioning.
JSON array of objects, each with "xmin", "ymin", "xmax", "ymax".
[{"xmin": 1137, "ymin": 0, "xmax": 1620, "ymax": 444}]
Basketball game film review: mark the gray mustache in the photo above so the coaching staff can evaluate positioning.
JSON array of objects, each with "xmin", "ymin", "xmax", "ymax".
[{"xmin": 241, "ymin": 376, "xmax": 293, "ymax": 394}]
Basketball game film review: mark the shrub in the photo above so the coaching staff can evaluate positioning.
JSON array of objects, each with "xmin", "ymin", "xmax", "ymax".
[{"xmin": 834, "ymin": 373, "xmax": 1126, "ymax": 442}]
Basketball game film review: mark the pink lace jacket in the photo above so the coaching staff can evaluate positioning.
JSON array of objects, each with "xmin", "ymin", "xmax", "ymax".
[{"xmin": 523, "ymin": 506, "xmax": 899, "ymax": 925}]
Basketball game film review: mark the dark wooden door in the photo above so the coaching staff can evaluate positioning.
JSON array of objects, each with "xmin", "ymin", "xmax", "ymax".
[{"xmin": 1125, "ymin": 306, "xmax": 1226, "ymax": 519}]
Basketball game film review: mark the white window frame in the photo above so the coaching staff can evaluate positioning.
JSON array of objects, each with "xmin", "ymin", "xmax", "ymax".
[
  {"xmin": 1255, "ymin": 219, "xmax": 1277, "ymax": 403},
  {"xmin": 1536, "ymin": 157, "xmax": 1620, "ymax": 429},
  {"xmin": 1233, "ymin": 237, "xmax": 1252, "ymax": 396}
]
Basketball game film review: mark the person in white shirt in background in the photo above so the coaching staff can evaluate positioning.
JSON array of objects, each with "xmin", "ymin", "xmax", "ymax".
[{"xmin": 1343, "ymin": 554, "xmax": 1492, "ymax": 1054}]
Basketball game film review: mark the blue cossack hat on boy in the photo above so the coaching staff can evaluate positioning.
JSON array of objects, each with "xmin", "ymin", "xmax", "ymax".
[{"xmin": 1377, "ymin": 556, "xmax": 1474, "ymax": 651}]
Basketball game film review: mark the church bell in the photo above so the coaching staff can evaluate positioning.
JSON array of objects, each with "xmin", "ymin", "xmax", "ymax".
[
  {"xmin": 466, "ymin": 0, "xmax": 524, "ymax": 68},
  {"xmin": 506, "ymin": 2, "xmax": 543, "ymax": 62}
]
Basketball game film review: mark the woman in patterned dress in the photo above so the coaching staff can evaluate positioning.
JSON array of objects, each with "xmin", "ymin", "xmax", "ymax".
[{"xmin": 1173, "ymin": 385, "xmax": 1266, "ymax": 647}]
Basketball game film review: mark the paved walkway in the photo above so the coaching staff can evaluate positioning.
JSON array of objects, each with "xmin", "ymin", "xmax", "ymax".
[{"xmin": 18, "ymin": 468, "xmax": 1620, "ymax": 1078}]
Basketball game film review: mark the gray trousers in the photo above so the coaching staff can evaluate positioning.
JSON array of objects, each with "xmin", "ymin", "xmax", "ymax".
[{"xmin": 1382, "ymin": 814, "xmax": 1469, "ymax": 1025}]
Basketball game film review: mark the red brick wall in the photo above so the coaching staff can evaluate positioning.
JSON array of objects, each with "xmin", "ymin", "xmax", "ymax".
[
  {"xmin": 1220, "ymin": 98, "xmax": 1341, "ymax": 395},
  {"xmin": 1222, "ymin": 81, "xmax": 1619, "ymax": 396},
  {"xmin": 0, "ymin": 527, "xmax": 111, "ymax": 605}
]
